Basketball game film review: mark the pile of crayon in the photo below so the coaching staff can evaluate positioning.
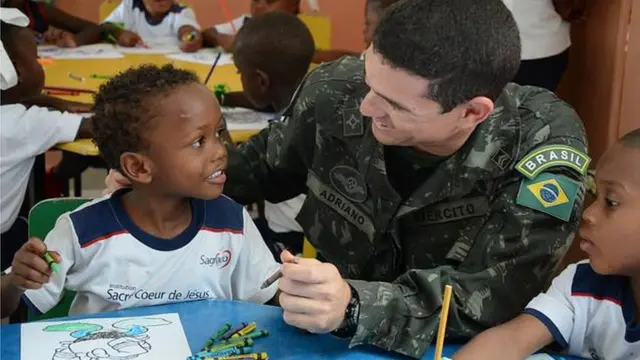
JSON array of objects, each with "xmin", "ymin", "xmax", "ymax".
[{"xmin": 187, "ymin": 322, "xmax": 269, "ymax": 360}]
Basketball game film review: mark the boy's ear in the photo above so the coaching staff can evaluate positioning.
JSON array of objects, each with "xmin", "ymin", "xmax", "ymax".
[
  {"xmin": 255, "ymin": 69, "xmax": 271, "ymax": 96},
  {"xmin": 119, "ymin": 152, "xmax": 154, "ymax": 185}
]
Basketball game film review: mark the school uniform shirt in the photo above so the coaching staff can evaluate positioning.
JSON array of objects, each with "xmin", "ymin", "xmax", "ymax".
[
  {"xmin": 524, "ymin": 260, "xmax": 640, "ymax": 360},
  {"xmin": 214, "ymin": 14, "xmax": 249, "ymax": 35},
  {"xmin": 103, "ymin": 0, "xmax": 200, "ymax": 41},
  {"xmin": 0, "ymin": 104, "xmax": 82, "ymax": 233},
  {"xmin": 502, "ymin": 0, "xmax": 571, "ymax": 60},
  {"xmin": 14, "ymin": 189, "xmax": 280, "ymax": 315}
]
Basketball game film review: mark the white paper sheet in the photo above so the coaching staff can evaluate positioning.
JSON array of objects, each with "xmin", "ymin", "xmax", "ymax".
[
  {"xmin": 223, "ymin": 107, "xmax": 276, "ymax": 131},
  {"xmin": 117, "ymin": 37, "xmax": 182, "ymax": 54},
  {"xmin": 165, "ymin": 48, "xmax": 234, "ymax": 66},
  {"xmin": 37, "ymin": 44, "xmax": 124, "ymax": 59},
  {"xmin": 20, "ymin": 313, "xmax": 191, "ymax": 360}
]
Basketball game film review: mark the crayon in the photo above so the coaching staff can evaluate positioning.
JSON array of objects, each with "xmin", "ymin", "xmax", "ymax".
[
  {"xmin": 213, "ymin": 353, "xmax": 268, "ymax": 360},
  {"xmin": 107, "ymin": 34, "xmax": 118, "ymax": 44},
  {"xmin": 43, "ymin": 252, "xmax": 59, "ymax": 272},
  {"xmin": 218, "ymin": 322, "xmax": 247, "ymax": 341},
  {"xmin": 183, "ymin": 31, "xmax": 197, "ymax": 41},
  {"xmin": 37, "ymin": 58, "xmax": 54, "ymax": 65},
  {"xmin": 260, "ymin": 256, "xmax": 299, "ymax": 289},
  {"xmin": 230, "ymin": 323, "xmax": 256, "ymax": 338},
  {"xmin": 68, "ymin": 72, "xmax": 85, "ymax": 83},
  {"xmin": 202, "ymin": 323, "xmax": 232, "ymax": 349},
  {"xmin": 230, "ymin": 330, "xmax": 268, "ymax": 342},
  {"xmin": 205, "ymin": 339, "xmax": 253, "ymax": 353},
  {"xmin": 190, "ymin": 346, "xmax": 252, "ymax": 359},
  {"xmin": 89, "ymin": 74, "xmax": 113, "ymax": 80}
]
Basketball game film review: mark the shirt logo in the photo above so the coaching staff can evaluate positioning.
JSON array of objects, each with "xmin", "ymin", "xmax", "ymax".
[
  {"xmin": 342, "ymin": 105, "xmax": 364, "ymax": 137},
  {"xmin": 329, "ymin": 165, "xmax": 367, "ymax": 203},
  {"xmin": 527, "ymin": 179, "xmax": 569, "ymax": 208},
  {"xmin": 200, "ymin": 250, "xmax": 232, "ymax": 269},
  {"xmin": 515, "ymin": 144, "xmax": 591, "ymax": 179}
]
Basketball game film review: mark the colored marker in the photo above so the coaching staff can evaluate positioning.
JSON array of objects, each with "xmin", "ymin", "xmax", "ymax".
[
  {"xmin": 219, "ymin": 322, "xmax": 248, "ymax": 341},
  {"xmin": 43, "ymin": 252, "xmax": 59, "ymax": 273},
  {"xmin": 89, "ymin": 74, "xmax": 113, "ymax": 80},
  {"xmin": 44, "ymin": 90, "xmax": 80, "ymax": 96},
  {"xmin": 107, "ymin": 33, "xmax": 118, "ymax": 44},
  {"xmin": 68, "ymin": 72, "xmax": 85, "ymax": 83},
  {"xmin": 230, "ymin": 322, "xmax": 256, "ymax": 338}
]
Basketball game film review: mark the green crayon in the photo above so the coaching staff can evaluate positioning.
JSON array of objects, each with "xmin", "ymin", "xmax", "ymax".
[
  {"xmin": 202, "ymin": 323, "xmax": 232, "ymax": 349},
  {"xmin": 90, "ymin": 74, "xmax": 113, "ymax": 80},
  {"xmin": 43, "ymin": 252, "xmax": 59, "ymax": 272},
  {"xmin": 229, "ymin": 330, "xmax": 268, "ymax": 342},
  {"xmin": 205, "ymin": 338, "xmax": 253, "ymax": 352}
]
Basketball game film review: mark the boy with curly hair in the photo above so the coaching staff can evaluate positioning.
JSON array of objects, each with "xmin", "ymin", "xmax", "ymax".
[{"xmin": 1, "ymin": 64, "xmax": 280, "ymax": 318}]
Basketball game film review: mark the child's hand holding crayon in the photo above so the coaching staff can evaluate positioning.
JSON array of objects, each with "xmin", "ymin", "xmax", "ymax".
[
  {"xmin": 118, "ymin": 30, "xmax": 145, "ymax": 48},
  {"xmin": 180, "ymin": 30, "xmax": 203, "ymax": 53},
  {"xmin": 7, "ymin": 238, "xmax": 60, "ymax": 290}
]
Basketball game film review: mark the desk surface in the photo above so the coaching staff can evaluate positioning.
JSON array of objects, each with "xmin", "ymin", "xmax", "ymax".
[
  {"xmin": 44, "ymin": 54, "xmax": 260, "ymax": 153},
  {"xmin": 0, "ymin": 299, "xmax": 583, "ymax": 360}
]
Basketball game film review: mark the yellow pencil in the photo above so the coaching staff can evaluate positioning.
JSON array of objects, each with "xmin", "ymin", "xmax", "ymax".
[{"xmin": 434, "ymin": 284, "xmax": 453, "ymax": 360}]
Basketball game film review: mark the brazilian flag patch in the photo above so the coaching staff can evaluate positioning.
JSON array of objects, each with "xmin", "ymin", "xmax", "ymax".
[{"xmin": 516, "ymin": 173, "xmax": 580, "ymax": 221}]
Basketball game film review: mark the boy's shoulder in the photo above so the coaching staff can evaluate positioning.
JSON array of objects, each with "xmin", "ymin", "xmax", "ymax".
[
  {"xmin": 64, "ymin": 195, "xmax": 124, "ymax": 248},
  {"xmin": 560, "ymin": 260, "xmax": 629, "ymax": 302},
  {"xmin": 199, "ymin": 195, "xmax": 246, "ymax": 235}
]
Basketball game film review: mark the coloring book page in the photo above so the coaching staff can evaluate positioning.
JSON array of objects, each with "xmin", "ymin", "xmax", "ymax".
[
  {"xmin": 37, "ymin": 44, "xmax": 124, "ymax": 59},
  {"xmin": 20, "ymin": 313, "xmax": 190, "ymax": 360},
  {"xmin": 165, "ymin": 48, "xmax": 233, "ymax": 66},
  {"xmin": 117, "ymin": 37, "xmax": 181, "ymax": 54}
]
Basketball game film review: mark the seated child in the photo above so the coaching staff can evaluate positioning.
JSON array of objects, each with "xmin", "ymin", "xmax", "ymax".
[
  {"xmin": 453, "ymin": 128, "xmax": 640, "ymax": 360},
  {"xmin": 313, "ymin": 0, "xmax": 400, "ymax": 63},
  {"xmin": 4, "ymin": 0, "xmax": 104, "ymax": 47},
  {"xmin": 0, "ymin": 64, "xmax": 281, "ymax": 318},
  {"xmin": 202, "ymin": 0, "xmax": 300, "ymax": 53},
  {"xmin": 103, "ymin": 0, "xmax": 202, "ymax": 52},
  {"xmin": 231, "ymin": 11, "xmax": 315, "ymax": 257},
  {"xmin": 0, "ymin": 7, "xmax": 92, "ymax": 271}
]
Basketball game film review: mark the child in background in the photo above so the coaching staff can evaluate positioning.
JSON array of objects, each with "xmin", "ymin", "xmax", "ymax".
[
  {"xmin": 454, "ymin": 128, "xmax": 640, "ymax": 360},
  {"xmin": 4, "ymin": 0, "xmax": 104, "ymax": 48},
  {"xmin": 202, "ymin": 0, "xmax": 300, "ymax": 53},
  {"xmin": 103, "ymin": 0, "xmax": 202, "ymax": 52},
  {"xmin": 0, "ymin": 8, "xmax": 92, "ymax": 271},
  {"xmin": 231, "ymin": 11, "xmax": 315, "ymax": 257},
  {"xmin": 312, "ymin": 0, "xmax": 400, "ymax": 63},
  {"xmin": 0, "ymin": 64, "xmax": 280, "ymax": 318}
]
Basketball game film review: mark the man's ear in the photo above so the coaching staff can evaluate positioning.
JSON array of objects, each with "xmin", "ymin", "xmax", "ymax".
[
  {"xmin": 119, "ymin": 152, "xmax": 154, "ymax": 185},
  {"xmin": 459, "ymin": 96, "xmax": 494, "ymax": 128}
]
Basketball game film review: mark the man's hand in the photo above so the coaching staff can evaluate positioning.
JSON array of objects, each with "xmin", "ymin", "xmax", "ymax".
[
  {"xmin": 103, "ymin": 169, "xmax": 131, "ymax": 195},
  {"xmin": 278, "ymin": 250, "xmax": 352, "ymax": 333},
  {"xmin": 55, "ymin": 31, "xmax": 77, "ymax": 48},
  {"xmin": 180, "ymin": 32, "xmax": 203, "ymax": 53},
  {"xmin": 118, "ymin": 30, "xmax": 145, "ymax": 47}
]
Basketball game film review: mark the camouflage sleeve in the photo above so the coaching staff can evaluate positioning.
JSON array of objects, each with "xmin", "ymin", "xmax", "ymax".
[
  {"xmin": 223, "ymin": 83, "xmax": 318, "ymax": 205},
  {"xmin": 347, "ymin": 162, "xmax": 586, "ymax": 358}
]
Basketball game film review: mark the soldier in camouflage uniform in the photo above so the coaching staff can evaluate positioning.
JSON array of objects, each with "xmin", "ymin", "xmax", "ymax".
[
  {"xmin": 104, "ymin": 0, "xmax": 590, "ymax": 357},
  {"xmin": 224, "ymin": 0, "xmax": 589, "ymax": 358}
]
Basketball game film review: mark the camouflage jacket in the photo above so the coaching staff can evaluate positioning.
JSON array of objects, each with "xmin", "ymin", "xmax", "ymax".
[{"xmin": 224, "ymin": 57, "xmax": 589, "ymax": 358}]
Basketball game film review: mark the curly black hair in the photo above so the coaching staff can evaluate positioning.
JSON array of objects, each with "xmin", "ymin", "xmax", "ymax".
[{"xmin": 92, "ymin": 64, "xmax": 200, "ymax": 170}]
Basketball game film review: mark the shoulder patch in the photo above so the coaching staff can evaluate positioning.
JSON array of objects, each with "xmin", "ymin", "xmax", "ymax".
[
  {"xmin": 515, "ymin": 145, "xmax": 591, "ymax": 179},
  {"xmin": 516, "ymin": 172, "xmax": 581, "ymax": 221}
]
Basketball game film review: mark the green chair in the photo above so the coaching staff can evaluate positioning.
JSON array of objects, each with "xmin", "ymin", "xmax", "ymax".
[{"xmin": 27, "ymin": 197, "xmax": 91, "ymax": 321}]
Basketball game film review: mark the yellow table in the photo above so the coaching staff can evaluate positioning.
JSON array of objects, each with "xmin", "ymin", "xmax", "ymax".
[{"xmin": 44, "ymin": 53, "xmax": 260, "ymax": 153}]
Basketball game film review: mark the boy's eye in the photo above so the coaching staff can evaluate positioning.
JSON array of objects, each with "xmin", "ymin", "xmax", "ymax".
[
  {"xmin": 192, "ymin": 137, "xmax": 204, "ymax": 148},
  {"xmin": 605, "ymin": 197, "xmax": 619, "ymax": 208}
]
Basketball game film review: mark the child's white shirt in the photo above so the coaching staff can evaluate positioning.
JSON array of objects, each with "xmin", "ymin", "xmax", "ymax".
[
  {"xmin": 214, "ymin": 14, "xmax": 250, "ymax": 35},
  {"xmin": 0, "ymin": 104, "xmax": 82, "ymax": 233},
  {"xmin": 104, "ymin": 0, "xmax": 200, "ymax": 41},
  {"xmin": 13, "ymin": 190, "xmax": 280, "ymax": 315},
  {"xmin": 525, "ymin": 260, "xmax": 640, "ymax": 360}
]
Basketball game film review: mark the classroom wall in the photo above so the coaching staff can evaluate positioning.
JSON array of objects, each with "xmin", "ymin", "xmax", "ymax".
[{"xmin": 54, "ymin": 0, "xmax": 367, "ymax": 52}]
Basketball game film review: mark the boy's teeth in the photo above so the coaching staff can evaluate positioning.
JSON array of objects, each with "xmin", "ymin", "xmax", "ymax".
[{"xmin": 210, "ymin": 170, "xmax": 222, "ymax": 178}]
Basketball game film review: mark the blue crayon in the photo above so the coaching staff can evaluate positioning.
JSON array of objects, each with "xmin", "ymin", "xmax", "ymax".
[{"xmin": 219, "ymin": 322, "xmax": 248, "ymax": 341}]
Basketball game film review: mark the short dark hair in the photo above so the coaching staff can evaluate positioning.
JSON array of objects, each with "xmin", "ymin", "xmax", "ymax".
[
  {"xmin": 233, "ymin": 11, "xmax": 315, "ymax": 87},
  {"xmin": 92, "ymin": 64, "xmax": 200, "ymax": 170},
  {"xmin": 373, "ymin": 0, "xmax": 521, "ymax": 112},
  {"xmin": 620, "ymin": 128, "xmax": 640, "ymax": 149}
]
